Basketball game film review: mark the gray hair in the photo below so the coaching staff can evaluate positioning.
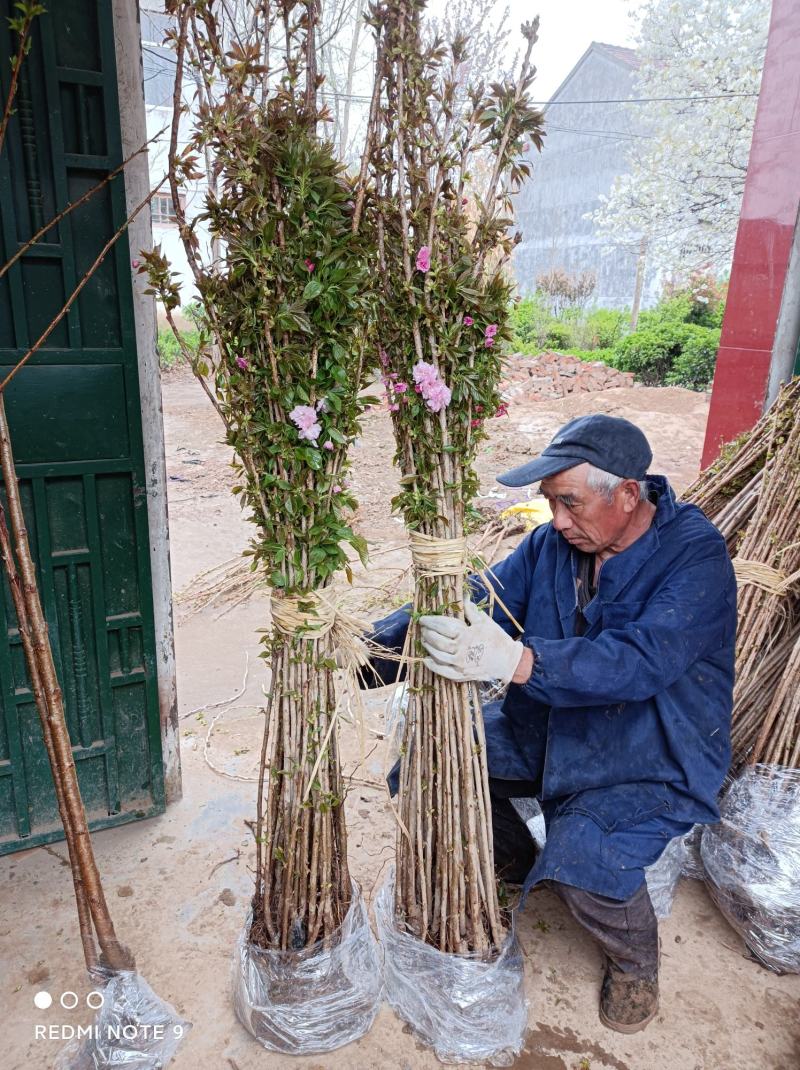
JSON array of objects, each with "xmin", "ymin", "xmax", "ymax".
[{"xmin": 585, "ymin": 464, "xmax": 649, "ymax": 503}]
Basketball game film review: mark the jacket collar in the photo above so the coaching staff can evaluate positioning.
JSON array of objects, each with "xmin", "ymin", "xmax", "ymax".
[{"xmin": 554, "ymin": 475, "xmax": 676, "ymax": 629}]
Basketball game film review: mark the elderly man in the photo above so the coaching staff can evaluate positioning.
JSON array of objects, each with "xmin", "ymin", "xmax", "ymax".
[{"xmin": 366, "ymin": 414, "xmax": 736, "ymax": 1034}]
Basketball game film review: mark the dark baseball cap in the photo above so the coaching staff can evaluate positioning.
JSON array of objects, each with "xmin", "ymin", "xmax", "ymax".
[{"xmin": 497, "ymin": 413, "xmax": 653, "ymax": 487}]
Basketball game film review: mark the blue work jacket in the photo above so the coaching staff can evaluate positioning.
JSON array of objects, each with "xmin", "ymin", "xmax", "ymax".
[{"xmin": 370, "ymin": 476, "xmax": 737, "ymax": 900}]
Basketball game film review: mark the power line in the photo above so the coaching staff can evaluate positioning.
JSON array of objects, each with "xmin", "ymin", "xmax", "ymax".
[
  {"xmin": 541, "ymin": 93, "xmax": 758, "ymax": 105},
  {"xmin": 547, "ymin": 124, "xmax": 655, "ymax": 141}
]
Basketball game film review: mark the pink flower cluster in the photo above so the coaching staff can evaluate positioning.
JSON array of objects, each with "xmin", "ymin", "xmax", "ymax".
[
  {"xmin": 484, "ymin": 323, "xmax": 498, "ymax": 348},
  {"xmin": 289, "ymin": 404, "xmax": 321, "ymax": 442},
  {"xmin": 413, "ymin": 360, "xmax": 451, "ymax": 413},
  {"xmin": 416, "ymin": 246, "xmax": 431, "ymax": 273},
  {"xmin": 235, "ymin": 356, "xmax": 249, "ymax": 371}
]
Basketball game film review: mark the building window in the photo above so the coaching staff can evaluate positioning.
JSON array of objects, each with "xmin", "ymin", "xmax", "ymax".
[{"xmin": 152, "ymin": 192, "xmax": 182, "ymax": 226}]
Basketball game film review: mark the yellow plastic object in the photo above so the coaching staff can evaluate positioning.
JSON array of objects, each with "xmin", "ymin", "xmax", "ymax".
[{"xmin": 500, "ymin": 500, "xmax": 552, "ymax": 531}]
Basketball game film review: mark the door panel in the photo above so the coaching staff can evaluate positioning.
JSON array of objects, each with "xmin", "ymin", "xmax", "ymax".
[{"xmin": 0, "ymin": 0, "xmax": 165, "ymax": 852}]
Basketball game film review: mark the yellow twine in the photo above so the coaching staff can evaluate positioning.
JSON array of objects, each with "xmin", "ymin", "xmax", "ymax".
[
  {"xmin": 270, "ymin": 591, "xmax": 337, "ymax": 637},
  {"xmin": 733, "ymin": 558, "xmax": 800, "ymax": 596},
  {"xmin": 408, "ymin": 530, "xmax": 469, "ymax": 576}
]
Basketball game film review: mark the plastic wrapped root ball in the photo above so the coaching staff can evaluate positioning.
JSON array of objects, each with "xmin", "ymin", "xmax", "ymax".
[
  {"xmin": 701, "ymin": 764, "xmax": 800, "ymax": 974},
  {"xmin": 55, "ymin": 970, "xmax": 191, "ymax": 1069},
  {"xmin": 232, "ymin": 885, "xmax": 382, "ymax": 1054},
  {"xmin": 645, "ymin": 834, "xmax": 688, "ymax": 920},
  {"xmin": 374, "ymin": 872, "xmax": 528, "ymax": 1066}
]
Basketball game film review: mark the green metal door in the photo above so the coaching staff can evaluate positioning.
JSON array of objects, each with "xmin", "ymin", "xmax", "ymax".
[{"xmin": 0, "ymin": 0, "xmax": 166, "ymax": 852}]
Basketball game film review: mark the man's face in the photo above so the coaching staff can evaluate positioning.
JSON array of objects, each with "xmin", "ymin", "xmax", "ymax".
[{"xmin": 539, "ymin": 463, "xmax": 641, "ymax": 554}]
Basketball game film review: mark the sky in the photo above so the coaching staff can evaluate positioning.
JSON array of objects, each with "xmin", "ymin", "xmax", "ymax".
[
  {"xmin": 512, "ymin": 0, "xmax": 642, "ymax": 99},
  {"xmin": 435, "ymin": 0, "xmax": 643, "ymax": 101}
]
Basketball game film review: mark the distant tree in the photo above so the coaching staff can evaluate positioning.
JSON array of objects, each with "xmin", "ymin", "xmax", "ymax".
[
  {"xmin": 592, "ymin": 0, "xmax": 770, "ymax": 277},
  {"xmin": 536, "ymin": 268, "xmax": 596, "ymax": 317}
]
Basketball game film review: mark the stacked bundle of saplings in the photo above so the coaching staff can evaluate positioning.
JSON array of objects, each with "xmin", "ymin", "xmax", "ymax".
[
  {"xmin": 683, "ymin": 376, "xmax": 800, "ymax": 769},
  {"xmin": 365, "ymin": 1, "xmax": 544, "ymax": 1060},
  {"xmin": 0, "ymin": 7, "xmax": 190, "ymax": 1069},
  {"xmin": 683, "ymin": 377, "xmax": 800, "ymax": 974},
  {"xmin": 143, "ymin": 0, "xmax": 382, "ymax": 1052}
]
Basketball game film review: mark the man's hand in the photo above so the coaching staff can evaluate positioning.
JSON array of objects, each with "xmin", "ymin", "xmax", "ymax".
[{"xmin": 419, "ymin": 599, "xmax": 529, "ymax": 684}]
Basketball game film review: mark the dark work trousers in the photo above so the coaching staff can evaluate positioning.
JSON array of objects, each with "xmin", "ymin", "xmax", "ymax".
[{"xmin": 490, "ymin": 777, "xmax": 659, "ymax": 980}]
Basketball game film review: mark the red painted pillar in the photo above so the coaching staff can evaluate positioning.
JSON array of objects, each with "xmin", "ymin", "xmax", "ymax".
[{"xmin": 701, "ymin": 0, "xmax": 800, "ymax": 467}]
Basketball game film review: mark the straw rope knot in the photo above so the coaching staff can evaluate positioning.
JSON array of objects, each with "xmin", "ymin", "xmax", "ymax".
[
  {"xmin": 733, "ymin": 558, "xmax": 800, "ymax": 597},
  {"xmin": 270, "ymin": 591, "xmax": 337, "ymax": 638},
  {"xmin": 408, "ymin": 530, "xmax": 468, "ymax": 577}
]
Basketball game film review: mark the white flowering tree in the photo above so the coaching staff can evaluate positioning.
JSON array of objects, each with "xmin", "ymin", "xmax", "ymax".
[{"xmin": 592, "ymin": 0, "xmax": 771, "ymax": 277}]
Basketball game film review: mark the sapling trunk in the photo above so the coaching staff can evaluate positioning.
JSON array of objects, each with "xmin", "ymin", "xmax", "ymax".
[
  {"xmin": 252, "ymin": 632, "xmax": 350, "ymax": 949},
  {"xmin": 0, "ymin": 398, "xmax": 133, "ymax": 972}
]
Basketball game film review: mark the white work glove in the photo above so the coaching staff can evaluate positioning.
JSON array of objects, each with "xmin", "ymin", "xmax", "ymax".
[{"xmin": 419, "ymin": 598, "xmax": 524, "ymax": 684}]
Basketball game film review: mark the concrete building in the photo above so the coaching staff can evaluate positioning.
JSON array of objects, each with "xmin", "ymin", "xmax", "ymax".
[{"xmin": 512, "ymin": 42, "xmax": 660, "ymax": 312}]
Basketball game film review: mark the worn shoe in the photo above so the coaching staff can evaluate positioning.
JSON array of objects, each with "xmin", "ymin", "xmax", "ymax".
[{"xmin": 599, "ymin": 963, "xmax": 659, "ymax": 1034}]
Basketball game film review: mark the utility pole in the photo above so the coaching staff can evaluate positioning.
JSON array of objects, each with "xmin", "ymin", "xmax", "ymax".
[{"xmin": 630, "ymin": 235, "xmax": 648, "ymax": 330}]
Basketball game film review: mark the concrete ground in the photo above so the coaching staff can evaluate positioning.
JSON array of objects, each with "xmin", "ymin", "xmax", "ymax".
[{"xmin": 2, "ymin": 371, "xmax": 799, "ymax": 1069}]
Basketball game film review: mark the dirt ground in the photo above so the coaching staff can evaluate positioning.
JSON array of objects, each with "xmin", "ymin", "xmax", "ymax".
[{"xmin": 2, "ymin": 370, "xmax": 799, "ymax": 1070}]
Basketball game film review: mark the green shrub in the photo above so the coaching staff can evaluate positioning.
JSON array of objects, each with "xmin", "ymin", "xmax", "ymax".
[
  {"xmin": 544, "ymin": 321, "xmax": 573, "ymax": 349},
  {"xmin": 157, "ymin": 326, "xmax": 200, "ymax": 369},
  {"xmin": 611, "ymin": 324, "xmax": 686, "ymax": 385},
  {"xmin": 585, "ymin": 308, "xmax": 629, "ymax": 348},
  {"xmin": 510, "ymin": 294, "xmax": 553, "ymax": 349},
  {"xmin": 665, "ymin": 324, "xmax": 720, "ymax": 390},
  {"xmin": 611, "ymin": 322, "xmax": 719, "ymax": 389}
]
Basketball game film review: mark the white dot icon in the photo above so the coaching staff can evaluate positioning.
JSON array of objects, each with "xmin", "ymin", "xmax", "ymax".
[{"xmin": 34, "ymin": 991, "xmax": 52, "ymax": 1010}]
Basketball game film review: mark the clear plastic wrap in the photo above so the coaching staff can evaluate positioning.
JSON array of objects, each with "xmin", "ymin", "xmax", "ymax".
[
  {"xmin": 55, "ymin": 970, "xmax": 191, "ymax": 1069},
  {"xmin": 645, "ymin": 834, "xmax": 687, "ymax": 920},
  {"xmin": 701, "ymin": 764, "xmax": 800, "ymax": 974},
  {"xmin": 681, "ymin": 823, "xmax": 706, "ymax": 880},
  {"xmin": 232, "ymin": 885, "xmax": 382, "ymax": 1054},
  {"xmin": 374, "ymin": 873, "xmax": 528, "ymax": 1066}
]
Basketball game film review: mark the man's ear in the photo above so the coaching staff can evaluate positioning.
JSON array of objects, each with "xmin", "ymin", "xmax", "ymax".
[{"xmin": 621, "ymin": 479, "xmax": 641, "ymax": 513}]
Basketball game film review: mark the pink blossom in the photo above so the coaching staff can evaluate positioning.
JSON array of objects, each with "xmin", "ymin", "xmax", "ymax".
[
  {"xmin": 389, "ymin": 403, "xmax": 400, "ymax": 412},
  {"xmin": 315, "ymin": 398, "xmax": 328, "ymax": 413},
  {"xmin": 495, "ymin": 401, "xmax": 510, "ymax": 418},
  {"xmin": 463, "ymin": 315, "xmax": 474, "ymax": 326},
  {"xmin": 412, "ymin": 360, "xmax": 452, "ymax": 413},
  {"xmin": 485, "ymin": 323, "xmax": 498, "ymax": 338},
  {"xmin": 333, "ymin": 485, "xmax": 342, "ymax": 493},
  {"xmin": 235, "ymin": 356, "xmax": 249, "ymax": 370},
  {"xmin": 394, "ymin": 381, "xmax": 408, "ymax": 393},
  {"xmin": 470, "ymin": 418, "xmax": 481, "ymax": 428},
  {"xmin": 304, "ymin": 258, "xmax": 315, "ymax": 272},
  {"xmin": 323, "ymin": 440, "xmax": 334, "ymax": 450},
  {"xmin": 484, "ymin": 337, "xmax": 495, "ymax": 348},
  {"xmin": 414, "ymin": 384, "xmax": 423, "ymax": 393},
  {"xmin": 289, "ymin": 404, "xmax": 321, "ymax": 443},
  {"xmin": 131, "ymin": 258, "xmax": 140, "ymax": 269},
  {"xmin": 415, "ymin": 246, "xmax": 431, "ymax": 273}
]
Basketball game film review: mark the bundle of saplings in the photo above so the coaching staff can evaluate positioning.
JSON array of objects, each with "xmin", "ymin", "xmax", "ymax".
[
  {"xmin": 684, "ymin": 378, "xmax": 800, "ymax": 973},
  {"xmin": 365, "ymin": 0, "xmax": 544, "ymax": 1060},
  {"xmin": 144, "ymin": 0, "xmax": 382, "ymax": 1052}
]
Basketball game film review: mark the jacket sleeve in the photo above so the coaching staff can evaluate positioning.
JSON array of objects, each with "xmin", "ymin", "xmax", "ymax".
[
  {"xmin": 521, "ymin": 539, "xmax": 736, "ymax": 708},
  {"xmin": 362, "ymin": 606, "xmax": 411, "ymax": 688},
  {"xmin": 468, "ymin": 525, "xmax": 546, "ymax": 637}
]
